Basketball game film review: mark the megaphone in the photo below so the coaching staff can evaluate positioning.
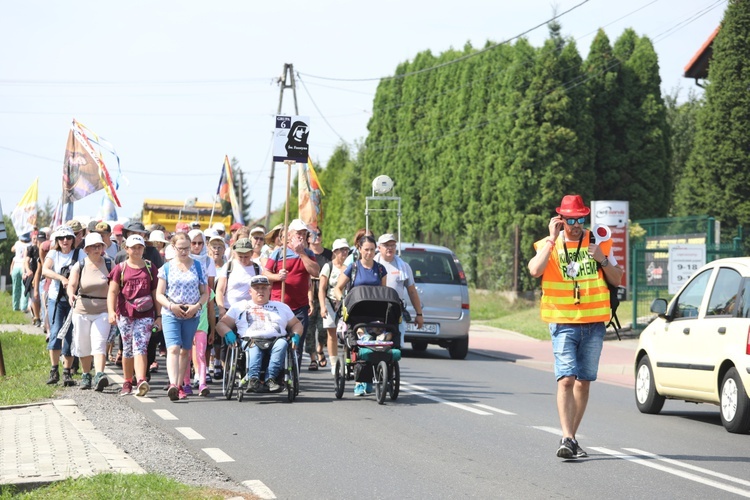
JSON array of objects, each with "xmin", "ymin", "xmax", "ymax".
[{"xmin": 592, "ymin": 224, "xmax": 611, "ymax": 244}]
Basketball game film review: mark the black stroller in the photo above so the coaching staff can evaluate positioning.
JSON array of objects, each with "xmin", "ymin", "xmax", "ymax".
[{"xmin": 334, "ymin": 286, "xmax": 403, "ymax": 404}]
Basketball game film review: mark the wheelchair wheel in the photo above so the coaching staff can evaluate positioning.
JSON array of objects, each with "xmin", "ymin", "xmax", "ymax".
[
  {"xmin": 389, "ymin": 361, "xmax": 400, "ymax": 401},
  {"xmin": 223, "ymin": 343, "xmax": 238, "ymax": 401},
  {"xmin": 286, "ymin": 343, "xmax": 298, "ymax": 403},
  {"xmin": 375, "ymin": 360, "xmax": 388, "ymax": 405},
  {"xmin": 334, "ymin": 355, "xmax": 345, "ymax": 399}
]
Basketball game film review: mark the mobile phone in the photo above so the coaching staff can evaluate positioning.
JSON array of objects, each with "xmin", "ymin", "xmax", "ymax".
[{"xmin": 555, "ymin": 216, "xmax": 564, "ymax": 230}]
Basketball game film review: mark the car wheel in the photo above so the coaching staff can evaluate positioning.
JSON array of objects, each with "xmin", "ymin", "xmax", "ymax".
[
  {"xmin": 635, "ymin": 355, "xmax": 665, "ymax": 414},
  {"xmin": 448, "ymin": 337, "xmax": 469, "ymax": 360},
  {"xmin": 411, "ymin": 341, "xmax": 428, "ymax": 352},
  {"xmin": 720, "ymin": 367, "xmax": 750, "ymax": 434}
]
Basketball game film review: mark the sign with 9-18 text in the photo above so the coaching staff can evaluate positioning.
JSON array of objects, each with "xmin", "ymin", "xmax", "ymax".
[{"xmin": 668, "ymin": 244, "xmax": 706, "ymax": 294}]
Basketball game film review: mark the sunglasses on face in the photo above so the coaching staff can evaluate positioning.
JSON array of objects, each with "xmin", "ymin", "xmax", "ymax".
[
  {"xmin": 191, "ymin": 241, "xmax": 204, "ymax": 246},
  {"xmin": 216, "ymin": 230, "xmax": 225, "ymax": 236},
  {"xmin": 565, "ymin": 217, "xmax": 586, "ymax": 225},
  {"xmin": 58, "ymin": 236, "xmax": 75, "ymax": 241}
]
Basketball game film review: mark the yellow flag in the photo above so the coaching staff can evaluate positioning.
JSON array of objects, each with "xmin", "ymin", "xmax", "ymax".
[{"xmin": 11, "ymin": 177, "xmax": 38, "ymax": 235}]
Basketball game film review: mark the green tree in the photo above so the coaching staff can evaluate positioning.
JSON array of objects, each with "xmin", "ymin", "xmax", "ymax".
[
  {"xmin": 665, "ymin": 87, "xmax": 702, "ymax": 214},
  {"xmin": 677, "ymin": 0, "xmax": 750, "ymax": 242}
]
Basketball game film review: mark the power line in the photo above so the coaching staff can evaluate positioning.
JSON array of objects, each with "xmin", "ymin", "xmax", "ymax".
[
  {"xmin": 296, "ymin": 74, "xmax": 347, "ymax": 143},
  {"xmin": 297, "ymin": 0, "xmax": 592, "ymax": 83},
  {"xmin": 0, "ymin": 77, "xmax": 275, "ymax": 87}
]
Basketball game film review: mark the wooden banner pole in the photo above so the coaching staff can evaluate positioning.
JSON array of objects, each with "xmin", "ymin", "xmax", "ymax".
[{"xmin": 281, "ymin": 159, "xmax": 294, "ymax": 302}]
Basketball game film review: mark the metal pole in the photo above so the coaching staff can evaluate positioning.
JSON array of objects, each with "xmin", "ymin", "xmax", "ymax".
[
  {"xmin": 281, "ymin": 160, "xmax": 294, "ymax": 302},
  {"xmin": 265, "ymin": 63, "xmax": 300, "ymax": 229}
]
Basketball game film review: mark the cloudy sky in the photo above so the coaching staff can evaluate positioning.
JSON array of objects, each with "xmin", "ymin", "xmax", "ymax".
[{"xmin": 0, "ymin": 0, "xmax": 726, "ymax": 223}]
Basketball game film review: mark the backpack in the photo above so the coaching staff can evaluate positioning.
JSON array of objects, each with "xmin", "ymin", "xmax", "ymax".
[
  {"xmin": 163, "ymin": 258, "xmax": 204, "ymax": 287},
  {"xmin": 607, "ymin": 284, "xmax": 623, "ymax": 340},
  {"xmin": 225, "ymin": 259, "xmax": 261, "ymax": 282},
  {"xmin": 120, "ymin": 259, "xmax": 154, "ymax": 288},
  {"xmin": 77, "ymin": 257, "xmax": 113, "ymax": 299}
]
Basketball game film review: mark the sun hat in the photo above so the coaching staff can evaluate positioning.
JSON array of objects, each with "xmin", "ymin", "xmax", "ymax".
[
  {"xmin": 84, "ymin": 233, "xmax": 104, "ymax": 248},
  {"xmin": 377, "ymin": 233, "xmax": 397, "ymax": 245},
  {"xmin": 53, "ymin": 227, "xmax": 75, "ymax": 240},
  {"xmin": 65, "ymin": 220, "xmax": 84, "ymax": 233},
  {"xmin": 555, "ymin": 194, "xmax": 590, "ymax": 217},
  {"xmin": 125, "ymin": 234, "xmax": 146, "ymax": 248},
  {"xmin": 288, "ymin": 219, "xmax": 309, "ymax": 232},
  {"xmin": 209, "ymin": 233, "xmax": 226, "ymax": 245},
  {"xmin": 233, "ymin": 238, "xmax": 253, "ymax": 254},
  {"xmin": 149, "ymin": 230, "xmax": 169, "ymax": 244},
  {"xmin": 332, "ymin": 238, "xmax": 349, "ymax": 252},
  {"xmin": 265, "ymin": 223, "xmax": 284, "ymax": 245},
  {"xmin": 95, "ymin": 221, "xmax": 111, "ymax": 233},
  {"xmin": 250, "ymin": 275, "xmax": 270, "ymax": 286},
  {"xmin": 123, "ymin": 220, "xmax": 148, "ymax": 234}
]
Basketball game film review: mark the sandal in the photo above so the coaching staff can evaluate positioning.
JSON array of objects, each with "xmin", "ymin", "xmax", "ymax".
[
  {"xmin": 308, "ymin": 359, "xmax": 318, "ymax": 371},
  {"xmin": 317, "ymin": 352, "xmax": 327, "ymax": 367}
]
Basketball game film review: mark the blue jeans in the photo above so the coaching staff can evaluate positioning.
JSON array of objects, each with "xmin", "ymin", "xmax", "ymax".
[
  {"xmin": 292, "ymin": 305, "xmax": 309, "ymax": 369},
  {"xmin": 47, "ymin": 298, "xmax": 72, "ymax": 356},
  {"xmin": 549, "ymin": 322, "xmax": 605, "ymax": 381},
  {"xmin": 162, "ymin": 314, "xmax": 199, "ymax": 349},
  {"xmin": 247, "ymin": 337, "xmax": 288, "ymax": 381}
]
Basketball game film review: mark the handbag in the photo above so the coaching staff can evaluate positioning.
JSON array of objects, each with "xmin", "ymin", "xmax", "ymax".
[{"xmin": 128, "ymin": 294, "xmax": 154, "ymax": 312}]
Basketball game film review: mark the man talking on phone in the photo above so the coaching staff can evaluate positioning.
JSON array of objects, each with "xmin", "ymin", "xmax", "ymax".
[{"xmin": 527, "ymin": 194, "xmax": 623, "ymax": 459}]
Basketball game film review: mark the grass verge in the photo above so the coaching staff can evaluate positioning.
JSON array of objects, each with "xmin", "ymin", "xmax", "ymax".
[
  {"xmin": 0, "ymin": 330, "xmax": 56, "ymax": 406},
  {"xmin": 0, "ymin": 292, "xmax": 30, "ymax": 324},
  {"xmin": 0, "ymin": 473, "xmax": 255, "ymax": 499}
]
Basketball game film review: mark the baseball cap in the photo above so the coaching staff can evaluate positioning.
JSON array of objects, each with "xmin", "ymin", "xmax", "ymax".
[
  {"xmin": 250, "ymin": 226, "xmax": 265, "ymax": 236},
  {"xmin": 288, "ymin": 219, "xmax": 309, "ymax": 232},
  {"xmin": 175, "ymin": 222, "xmax": 190, "ymax": 233},
  {"xmin": 123, "ymin": 221, "xmax": 148, "ymax": 234},
  {"xmin": 377, "ymin": 233, "xmax": 397, "ymax": 245},
  {"xmin": 250, "ymin": 275, "xmax": 270, "ymax": 286},
  {"xmin": 95, "ymin": 221, "xmax": 111, "ymax": 233},
  {"xmin": 190, "ymin": 221, "xmax": 202, "ymax": 229},
  {"xmin": 19, "ymin": 232, "xmax": 31, "ymax": 243},
  {"xmin": 230, "ymin": 222, "xmax": 244, "ymax": 231},
  {"xmin": 233, "ymin": 238, "xmax": 253, "ymax": 254},
  {"xmin": 212, "ymin": 222, "xmax": 226, "ymax": 233},
  {"xmin": 87, "ymin": 220, "xmax": 99, "ymax": 233},
  {"xmin": 113, "ymin": 224, "xmax": 124, "ymax": 236},
  {"xmin": 209, "ymin": 233, "xmax": 226, "ymax": 245},
  {"xmin": 148, "ymin": 230, "xmax": 169, "ymax": 244},
  {"xmin": 65, "ymin": 220, "xmax": 84, "ymax": 233},
  {"xmin": 332, "ymin": 238, "xmax": 349, "ymax": 251},
  {"xmin": 125, "ymin": 234, "xmax": 146, "ymax": 248},
  {"xmin": 36, "ymin": 231, "xmax": 48, "ymax": 242},
  {"xmin": 53, "ymin": 227, "xmax": 75, "ymax": 240},
  {"xmin": 84, "ymin": 233, "xmax": 104, "ymax": 248}
]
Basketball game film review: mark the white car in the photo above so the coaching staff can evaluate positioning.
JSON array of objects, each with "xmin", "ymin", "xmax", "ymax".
[{"xmin": 635, "ymin": 257, "xmax": 750, "ymax": 433}]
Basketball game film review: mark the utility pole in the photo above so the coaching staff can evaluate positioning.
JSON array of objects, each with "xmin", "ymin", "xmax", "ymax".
[{"xmin": 265, "ymin": 63, "xmax": 299, "ymax": 229}]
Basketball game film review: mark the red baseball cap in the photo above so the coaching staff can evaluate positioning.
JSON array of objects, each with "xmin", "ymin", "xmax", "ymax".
[
  {"xmin": 175, "ymin": 222, "xmax": 190, "ymax": 233},
  {"xmin": 230, "ymin": 222, "xmax": 243, "ymax": 231},
  {"xmin": 555, "ymin": 195, "xmax": 590, "ymax": 217},
  {"xmin": 113, "ymin": 224, "xmax": 124, "ymax": 236}
]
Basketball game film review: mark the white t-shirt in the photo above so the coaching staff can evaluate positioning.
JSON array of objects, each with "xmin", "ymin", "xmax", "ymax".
[
  {"xmin": 104, "ymin": 241, "xmax": 119, "ymax": 260},
  {"xmin": 226, "ymin": 299, "xmax": 295, "ymax": 339},
  {"xmin": 45, "ymin": 248, "xmax": 86, "ymax": 300},
  {"xmin": 374, "ymin": 255, "xmax": 415, "ymax": 301},
  {"xmin": 13, "ymin": 241, "xmax": 30, "ymax": 268},
  {"xmin": 190, "ymin": 253, "xmax": 216, "ymax": 279},
  {"xmin": 216, "ymin": 260, "xmax": 259, "ymax": 308}
]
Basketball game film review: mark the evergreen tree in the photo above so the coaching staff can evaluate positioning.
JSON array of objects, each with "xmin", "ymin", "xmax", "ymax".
[
  {"xmin": 665, "ymin": 87, "xmax": 702, "ymax": 215},
  {"xmin": 677, "ymin": 0, "xmax": 750, "ymax": 240}
]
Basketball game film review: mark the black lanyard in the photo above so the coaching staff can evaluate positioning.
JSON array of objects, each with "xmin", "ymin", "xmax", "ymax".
[
  {"xmin": 561, "ymin": 232, "xmax": 584, "ymax": 266},
  {"xmin": 561, "ymin": 231, "xmax": 584, "ymax": 304}
]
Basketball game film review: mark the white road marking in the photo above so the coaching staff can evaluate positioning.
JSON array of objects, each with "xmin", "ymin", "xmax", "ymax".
[
  {"xmin": 402, "ymin": 382, "xmax": 433, "ymax": 392},
  {"xmin": 135, "ymin": 396, "xmax": 154, "ymax": 403},
  {"xmin": 532, "ymin": 426, "xmax": 563, "ymax": 436},
  {"xmin": 591, "ymin": 447, "xmax": 750, "ymax": 498},
  {"xmin": 242, "ymin": 480, "xmax": 277, "ymax": 499},
  {"xmin": 202, "ymin": 447, "xmax": 235, "ymax": 463},
  {"xmin": 152, "ymin": 409, "xmax": 178, "ymax": 421},
  {"xmin": 473, "ymin": 403, "xmax": 516, "ymax": 415},
  {"xmin": 175, "ymin": 427, "xmax": 205, "ymax": 440},
  {"xmin": 402, "ymin": 388, "xmax": 492, "ymax": 415},
  {"xmin": 624, "ymin": 448, "xmax": 750, "ymax": 488}
]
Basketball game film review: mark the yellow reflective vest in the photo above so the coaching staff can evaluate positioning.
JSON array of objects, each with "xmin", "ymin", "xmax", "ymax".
[{"xmin": 534, "ymin": 231, "xmax": 612, "ymax": 324}]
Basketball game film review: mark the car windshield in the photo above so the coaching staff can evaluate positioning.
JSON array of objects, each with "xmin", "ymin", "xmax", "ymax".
[{"xmin": 401, "ymin": 250, "xmax": 461, "ymax": 285}]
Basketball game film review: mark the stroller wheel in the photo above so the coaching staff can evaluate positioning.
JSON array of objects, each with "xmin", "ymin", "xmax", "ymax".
[
  {"xmin": 334, "ymin": 355, "xmax": 346, "ymax": 399},
  {"xmin": 389, "ymin": 361, "xmax": 400, "ymax": 401},
  {"xmin": 375, "ymin": 361, "xmax": 388, "ymax": 405}
]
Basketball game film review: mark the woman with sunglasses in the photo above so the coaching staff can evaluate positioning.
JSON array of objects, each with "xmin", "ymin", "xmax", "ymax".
[
  {"xmin": 156, "ymin": 232, "xmax": 209, "ymax": 401},
  {"xmin": 42, "ymin": 227, "xmax": 85, "ymax": 386},
  {"xmin": 318, "ymin": 238, "xmax": 349, "ymax": 375}
]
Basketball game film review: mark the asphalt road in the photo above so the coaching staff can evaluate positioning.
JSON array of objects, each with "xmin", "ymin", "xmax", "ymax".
[{"xmin": 122, "ymin": 346, "xmax": 750, "ymax": 499}]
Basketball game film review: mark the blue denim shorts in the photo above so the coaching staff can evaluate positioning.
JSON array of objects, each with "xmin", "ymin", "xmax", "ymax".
[
  {"xmin": 549, "ymin": 322, "xmax": 605, "ymax": 381},
  {"xmin": 162, "ymin": 314, "xmax": 199, "ymax": 350}
]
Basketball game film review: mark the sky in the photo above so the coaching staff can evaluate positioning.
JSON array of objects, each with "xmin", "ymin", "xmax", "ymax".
[{"xmin": 0, "ymin": 0, "xmax": 727, "ymax": 226}]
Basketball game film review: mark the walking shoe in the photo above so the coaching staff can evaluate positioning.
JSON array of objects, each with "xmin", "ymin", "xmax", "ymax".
[
  {"xmin": 354, "ymin": 382, "xmax": 366, "ymax": 396},
  {"xmin": 205, "ymin": 374, "xmax": 213, "ymax": 384},
  {"xmin": 119, "ymin": 380, "xmax": 133, "ymax": 396},
  {"xmin": 167, "ymin": 384, "xmax": 179, "ymax": 401},
  {"xmin": 213, "ymin": 366, "xmax": 223, "ymax": 379},
  {"xmin": 94, "ymin": 372, "xmax": 109, "ymax": 392},
  {"xmin": 199, "ymin": 384, "xmax": 210, "ymax": 397},
  {"xmin": 364, "ymin": 382, "xmax": 373, "ymax": 395},
  {"xmin": 178, "ymin": 387, "xmax": 187, "ymax": 400},
  {"xmin": 80, "ymin": 372, "xmax": 92, "ymax": 390},
  {"xmin": 149, "ymin": 361, "xmax": 159, "ymax": 373},
  {"xmin": 556, "ymin": 437, "xmax": 576, "ymax": 459},
  {"xmin": 571, "ymin": 439, "xmax": 588, "ymax": 458},
  {"xmin": 244, "ymin": 377, "xmax": 261, "ymax": 393},
  {"xmin": 63, "ymin": 369, "xmax": 76, "ymax": 387},
  {"xmin": 182, "ymin": 385, "xmax": 193, "ymax": 396},
  {"xmin": 136, "ymin": 379, "xmax": 150, "ymax": 397},
  {"xmin": 46, "ymin": 366, "xmax": 59, "ymax": 385},
  {"xmin": 266, "ymin": 378, "xmax": 282, "ymax": 393}
]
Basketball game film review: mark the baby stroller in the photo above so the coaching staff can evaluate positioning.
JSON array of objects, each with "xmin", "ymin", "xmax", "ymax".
[{"xmin": 334, "ymin": 286, "xmax": 403, "ymax": 404}]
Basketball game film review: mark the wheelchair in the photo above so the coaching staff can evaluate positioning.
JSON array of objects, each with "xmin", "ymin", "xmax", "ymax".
[{"xmin": 222, "ymin": 335, "xmax": 299, "ymax": 402}]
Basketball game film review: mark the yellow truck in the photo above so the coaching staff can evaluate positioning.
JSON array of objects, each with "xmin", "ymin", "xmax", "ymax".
[{"xmin": 142, "ymin": 199, "xmax": 232, "ymax": 233}]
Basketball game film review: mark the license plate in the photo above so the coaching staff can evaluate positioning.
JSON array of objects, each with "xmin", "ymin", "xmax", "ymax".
[{"xmin": 407, "ymin": 323, "xmax": 438, "ymax": 334}]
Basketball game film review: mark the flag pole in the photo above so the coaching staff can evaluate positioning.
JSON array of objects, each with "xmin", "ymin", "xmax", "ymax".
[
  {"xmin": 281, "ymin": 159, "xmax": 294, "ymax": 302},
  {"xmin": 208, "ymin": 195, "xmax": 217, "ymax": 227}
]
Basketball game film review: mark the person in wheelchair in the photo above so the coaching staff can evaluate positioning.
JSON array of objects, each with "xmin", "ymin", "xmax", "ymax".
[{"xmin": 216, "ymin": 275, "xmax": 304, "ymax": 393}]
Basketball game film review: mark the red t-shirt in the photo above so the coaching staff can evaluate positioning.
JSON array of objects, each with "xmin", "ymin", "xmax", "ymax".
[
  {"xmin": 108, "ymin": 261, "xmax": 157, "ymax": 318},
  {"xmin": 264, "ymin": 247, "xmax": 313, "ymax": 310}
]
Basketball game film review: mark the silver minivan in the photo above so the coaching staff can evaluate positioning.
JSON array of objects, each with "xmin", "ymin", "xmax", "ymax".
[{"xmin": 399, "ymin": 243, "xmax": 470, "ymax": 359}]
